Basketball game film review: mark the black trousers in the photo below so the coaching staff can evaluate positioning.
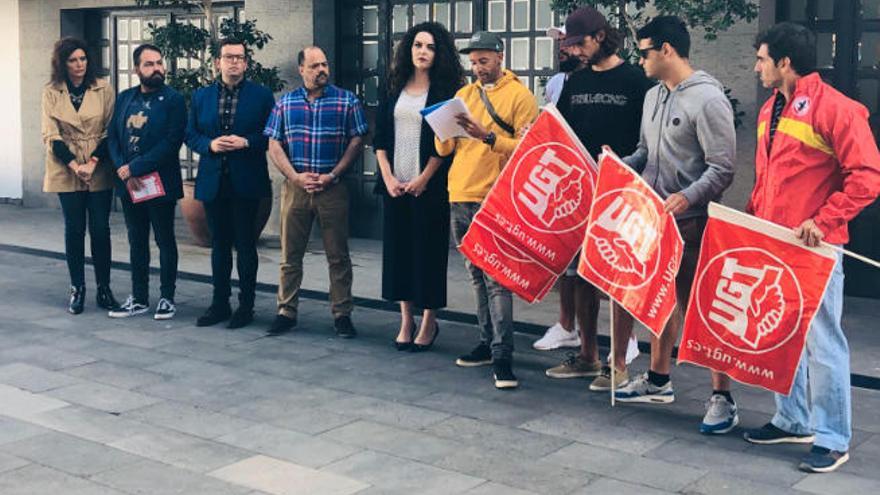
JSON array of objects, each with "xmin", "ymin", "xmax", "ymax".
[
  {"xmin": 121, "ymin": 198, "xmax": 178, "ymax": 303},
  {"xmin": 203, "ymin": 178, "xmax": 260, "ymax": 309},
  {"xmin": 58, "ymin": 190, "xmax": 113, "ymax": 287}
]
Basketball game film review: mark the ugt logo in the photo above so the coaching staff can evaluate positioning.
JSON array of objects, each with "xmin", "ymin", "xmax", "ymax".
[
  {"xmin": 583, "ymin": 188, "xmax": 661, "ymax": 289},
  {"xmin": 696, "ymin": 248, "xmax": 803, "ymax": 354},
  {"xmin": 512, "ymin": 144, "xmax": 591, "ymax": 233}
]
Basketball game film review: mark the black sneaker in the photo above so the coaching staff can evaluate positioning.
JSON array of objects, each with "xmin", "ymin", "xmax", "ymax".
[
  {"xmin": 455, "ymin": 343, "xmax": 493, "ymax": 367},
  {"xmin": 798, "ymin": 446, "xmax": 849, "ymax": 473},
  {"xmin": 108, "ymin": 295, "xmax": 149, "ymax": 318},
  {"xmin": 492, "ymin": 359, "xmax": 519, "ymax": 389},
  {"xmin": 227, "ymin": 307, "xmax": 254, "ymax": 329},
  {"xmin": 334, "ymin": 316, "xmax": 357, "ymax": 339},
  {"xmin": 96, "ymin": 285, "xmax": 119, "ymax": 311},
  {"xmin": 196, "ymin": 304, "xmax": 232, "ymax": 327},
  {"xmin": 267, "ymin": 314, "xmax": 296, "ymax": 336},
  {"xmin": 743, "ymin": 423, "xmax": 815, "ymax": 445},
  {"xmin": 154, "ymin": 298, "xmax": 176, "ymax": 320}
]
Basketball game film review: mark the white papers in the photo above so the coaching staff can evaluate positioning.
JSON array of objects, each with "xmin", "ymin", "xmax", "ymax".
[{"xmin": 421, "ymin": 97, "xmax": 473, "ymax": 141}]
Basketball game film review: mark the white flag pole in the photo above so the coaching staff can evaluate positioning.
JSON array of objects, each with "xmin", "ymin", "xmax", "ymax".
[
  {"xmin": 831, "ymin": 245, "xmax": 880, "ymax": 270},
  {"xmin": 610, "ymin": 302, "xmax": 616, "ymax": 407}
]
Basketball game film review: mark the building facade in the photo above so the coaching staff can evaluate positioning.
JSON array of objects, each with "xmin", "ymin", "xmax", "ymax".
[{"xmin": 3, "ymin": 0, "xmax": 877, "ymax": 295}]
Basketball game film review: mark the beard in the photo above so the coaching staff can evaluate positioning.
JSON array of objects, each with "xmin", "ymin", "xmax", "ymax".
[
  {"xmin": 140, "ymin": 72, "xmax": 165, "ymax": 89},
  {"xmin": 559, "ymin": 56, "xmax": 580, "ymax": 73}
]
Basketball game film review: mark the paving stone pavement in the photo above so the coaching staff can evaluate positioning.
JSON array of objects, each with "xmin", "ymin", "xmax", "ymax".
[{"xmin": 0, "ymin": 248, "xmax": 879, "ymax": 494}]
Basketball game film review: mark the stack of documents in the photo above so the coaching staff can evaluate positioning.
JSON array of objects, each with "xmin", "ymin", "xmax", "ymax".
[{"xmin": 420, "ymin": 97, "xmax": 473, "ymax": 141}]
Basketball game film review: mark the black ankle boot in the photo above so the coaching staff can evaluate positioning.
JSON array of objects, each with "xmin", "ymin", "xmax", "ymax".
[
  {"xmin": 69, "ymin": 285, "xmax": 85, "ymax": 315},
  {"xmin": 96, "ymin": 285, "xmax": 119, "ymax": 310}
]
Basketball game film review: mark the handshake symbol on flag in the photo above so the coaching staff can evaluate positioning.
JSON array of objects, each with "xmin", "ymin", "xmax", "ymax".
[
  {"xmin": 517, "ymin": 148, "xmax": 585, "ymax": 228},
  {"xmin": 708, "ymin": 258, "xmax": 786, "ymax": 350}
]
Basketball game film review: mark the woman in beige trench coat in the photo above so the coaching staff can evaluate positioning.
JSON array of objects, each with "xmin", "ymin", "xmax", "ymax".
[{"xmin": 41, "ymin": 37, "xmax": 119, "ymax": 314}]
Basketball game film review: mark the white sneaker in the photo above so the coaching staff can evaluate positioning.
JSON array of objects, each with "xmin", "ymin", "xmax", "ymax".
[
  {"xmin": 615, "ymin": 372, "xmax": 675, "ymax": 403},
  {"xmin": 532, "ymin": 322, "xmax": 580, "ymax": 351},
  {"xmin": 607, "ymin": 335, "xmax": 641, "ymax": 364},
  {"xmin": 154, "ymin": 298, "xmax": 176, "ymax": 320},
  {"xmin": 108, "ymin": 295, "xmax": 149, "ymax": 318},
  {"xmin": 700, "ymin": 394, "xmax": 739, "ymax": 434}
]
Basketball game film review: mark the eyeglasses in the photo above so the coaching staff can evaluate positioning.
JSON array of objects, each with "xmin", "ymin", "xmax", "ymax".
[
  {"xmin": 221, "ymin": 54, "xmax": 247, "ymax": 63},
  {"xmin": 638, "ymin": 46, "xmax": 659, "ymax": 59}
]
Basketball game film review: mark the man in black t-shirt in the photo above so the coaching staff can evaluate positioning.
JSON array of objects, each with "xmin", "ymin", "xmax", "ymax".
[{"xmin": 542, "ymin": 7, "xmax": 655, "ymax": 393}]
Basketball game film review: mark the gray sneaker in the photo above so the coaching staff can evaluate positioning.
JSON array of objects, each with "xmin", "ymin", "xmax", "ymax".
[
  {"xmin": 700, "ymin": 394, "xmax": 739, "ymax": 434},
  {"xmin": 589, "ymin": 366, "xmax": 630, "ymax": 391},
  {"xmin": 614, "ymin": 372, "xmax": 675, "ymax": 403},
  {"xmin": 546, "ymin": 354, "xmax": 602, "ymax": 379}
]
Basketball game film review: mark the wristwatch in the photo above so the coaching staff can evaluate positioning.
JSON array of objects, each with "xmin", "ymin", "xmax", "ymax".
[
  {"xmin": 328, "ymin": 171, "xmax": 340, "ymax": 184},
  {"xmin": 482, "ymin": 131, "xmax": 497, "ymax": 148}
]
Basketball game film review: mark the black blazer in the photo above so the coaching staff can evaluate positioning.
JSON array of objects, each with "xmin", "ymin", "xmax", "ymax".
[
  {"xmin": 186, "ymin": 80, "xmax": 275, "ymax": 201},
  {"xmin": 372, "ymin": 84, "xmax": 458, "ymax": 197},
  {"xmin": 107, "ymin": 84, "xmax": 186, "ymax": 202}
]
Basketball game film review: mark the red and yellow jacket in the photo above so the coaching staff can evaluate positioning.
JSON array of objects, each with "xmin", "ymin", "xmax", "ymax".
[{"xmin": 748, "ymin": 73, "xmax": 880, "ymax": 244}]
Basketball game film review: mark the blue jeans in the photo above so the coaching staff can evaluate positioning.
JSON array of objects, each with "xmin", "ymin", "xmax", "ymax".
[
  {"xmin": 772, "ymin": 252, "xmax": 851, "ymax": 452},
  {"xmin": 450, "ymin": 202, "xmax": 514, "ymax": 360}
]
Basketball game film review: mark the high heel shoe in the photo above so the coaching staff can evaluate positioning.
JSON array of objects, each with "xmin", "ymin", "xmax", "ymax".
[
  {"xmin": 410, "ymin": 323, "xmax": 440, "ymax": 352},
  {"xmin": 393, "ymin": 320, "xmax": 416, "ymax": 351},
  {"xmin": 68, "ymin": 285, "xmax": 85, "ymax": 315},
  {"xmin": 96, "ymin": 285, "xmax": 120, "ymax": 310}
]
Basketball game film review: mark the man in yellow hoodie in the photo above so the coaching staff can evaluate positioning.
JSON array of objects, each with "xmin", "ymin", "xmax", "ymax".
[{"xmin": 436, "ymin": 31, "xmax": 539, "ymax": 389}]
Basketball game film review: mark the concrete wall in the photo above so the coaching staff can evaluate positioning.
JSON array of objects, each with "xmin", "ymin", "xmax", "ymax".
[
  {"xmin": 689, "ymin": 19, "xmax": 762, "ymax": 211},
  {"xmin": 0, "ymin": 0, "xmax": 23, "ymax": 200}
]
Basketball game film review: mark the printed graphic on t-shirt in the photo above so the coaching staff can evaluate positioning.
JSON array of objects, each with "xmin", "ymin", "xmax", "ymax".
[
  {"xmin": 126, "ymin": 111, "xmax": 149, "ymax": 152},
  {"xmin": 569, "ymin": 93, "xmax": 629, "ymax": 107}
]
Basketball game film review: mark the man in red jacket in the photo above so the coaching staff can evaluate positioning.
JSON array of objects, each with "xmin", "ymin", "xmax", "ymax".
[{"xmin": 743, "ymin": 22, "xmax": 880, "ymax": 473}]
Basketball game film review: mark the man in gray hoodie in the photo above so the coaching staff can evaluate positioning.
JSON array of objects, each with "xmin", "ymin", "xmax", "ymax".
[{"xmin": 612, "ymin": 17, "xmax": 738, "ymax": 435}]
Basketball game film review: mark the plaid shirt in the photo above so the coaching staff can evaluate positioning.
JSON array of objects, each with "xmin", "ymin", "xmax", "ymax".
[
  {"xmin": 218, "ymin": 79, "xmax": 242, "ymax": 132},
  {"xmin": 263, "ymin": 85, "xmax": 368, "ymax": 174},
  {"xmin": 218, "ymin": 80, "xmax": 242, "ymax": 174}
]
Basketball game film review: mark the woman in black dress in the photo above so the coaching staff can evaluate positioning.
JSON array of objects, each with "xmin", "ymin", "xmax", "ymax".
[{"xmin": 374, "ymin": 22, "xmax": 465, "ymax": 351}]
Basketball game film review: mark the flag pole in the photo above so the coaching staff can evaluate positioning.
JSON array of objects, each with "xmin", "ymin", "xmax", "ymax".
[
  {"xmin": 831, "ymin": 245, "xmax": 880, "ymax": 270},
  {"xmin": 610, "ymin": 302, "xmax": 616, "ymax": 407}
]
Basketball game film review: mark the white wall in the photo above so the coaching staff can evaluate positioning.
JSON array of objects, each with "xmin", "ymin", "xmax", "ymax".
[{"xmin": 0, "ymin": 0, "xmax": 23, "ymax": 199}]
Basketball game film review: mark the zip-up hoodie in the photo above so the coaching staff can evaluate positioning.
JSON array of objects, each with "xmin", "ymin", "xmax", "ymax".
[{"xmin": 624, "ymin": 70, "xmax": 736, "ymax": 220}]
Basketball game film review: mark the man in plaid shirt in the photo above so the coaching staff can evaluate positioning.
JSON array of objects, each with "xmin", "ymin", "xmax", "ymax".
[{"xmin": 264, "ymin": 46, "xmax": 368, "ymax": 338}]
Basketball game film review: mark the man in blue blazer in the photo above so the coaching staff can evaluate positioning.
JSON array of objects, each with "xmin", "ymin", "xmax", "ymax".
[
  {"xmin": 186, "ymin": 38, "xmax": 275, "ymax": 329},
  {"xmin": 107, "ymin": 43, "xmax": 186, "ymax": 320}
]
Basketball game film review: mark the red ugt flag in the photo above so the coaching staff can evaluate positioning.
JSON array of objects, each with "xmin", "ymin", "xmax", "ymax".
[
  {"xmin": 476, "ymin": 106, "xmax": 598, "ymax": 274},
  {"xmin": 458, "ymin": 219, "xmax": 557, "ymax": 303},
  {"xmin": 678, "ymin": 203, "xmax": 837, "ymax": 395},
  {"xmin": 577, "ymin": 149, "xmax": 683, "ymax": 337}
]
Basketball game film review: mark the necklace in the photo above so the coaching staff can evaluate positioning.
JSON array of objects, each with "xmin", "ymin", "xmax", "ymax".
[{"xmin": 69, "ymin": 92, "xmax": 84, "ymax": 108}]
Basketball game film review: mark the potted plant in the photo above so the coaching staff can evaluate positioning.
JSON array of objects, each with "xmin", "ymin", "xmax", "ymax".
[{"xmin": 137, "ymin": 0, "xmax": 286, "ymax": 246}]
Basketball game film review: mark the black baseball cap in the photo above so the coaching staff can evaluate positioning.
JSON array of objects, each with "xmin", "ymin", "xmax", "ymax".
[
  {"xmin": 561, "ymin": 7, "xmax": 608, "ymax": 48},
  {"xmin": 459, "ymin": 31, "xmax": 504, "ymax": 54}
]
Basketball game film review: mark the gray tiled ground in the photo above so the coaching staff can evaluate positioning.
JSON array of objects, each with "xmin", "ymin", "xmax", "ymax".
[{"xmin": 0, "ymin": 236, "xmax": 879, "ymax": 493}]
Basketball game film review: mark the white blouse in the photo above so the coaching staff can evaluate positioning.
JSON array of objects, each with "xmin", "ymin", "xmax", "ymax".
[{"xmin": 392, "ymin": 90, "xmax": 428, "ymax": 183}]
